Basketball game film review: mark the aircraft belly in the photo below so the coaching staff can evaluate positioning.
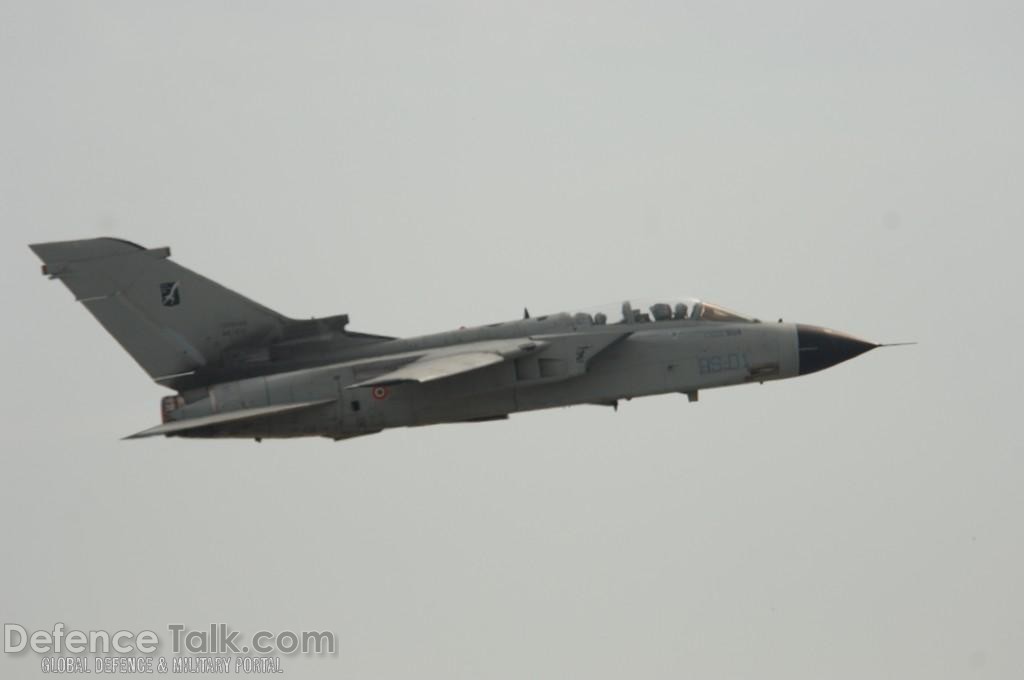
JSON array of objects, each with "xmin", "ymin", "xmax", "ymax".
[
  {"xmin": 513, "ymin": 363, "xmax": 669, "ymax": 411},
  {"xmin": 406, "ymin": 362, "xmax": 518, "ymax": 425},
  {"xmin": 513, "ymin": 333, "xmax": 680, "ymax": 410}
]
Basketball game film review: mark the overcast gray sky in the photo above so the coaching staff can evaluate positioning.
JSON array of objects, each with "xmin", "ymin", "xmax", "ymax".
[{"xmin": 2, "ymin": 1, "xmax": 1022, "ymax": 678}]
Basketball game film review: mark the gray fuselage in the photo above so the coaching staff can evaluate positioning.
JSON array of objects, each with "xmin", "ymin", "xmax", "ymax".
[
  {"xmin": 31, "ymin": 238, "xmax": 880, "ymax": 442},
  {"xmin": 172, "ymin": 314, "xmax": 800, "ymax": 440}
]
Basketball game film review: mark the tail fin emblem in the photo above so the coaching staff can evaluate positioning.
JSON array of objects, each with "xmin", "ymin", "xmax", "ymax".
[{"xmin": 159, "ymin": 281, "xmax": 180, "ymax": 307}]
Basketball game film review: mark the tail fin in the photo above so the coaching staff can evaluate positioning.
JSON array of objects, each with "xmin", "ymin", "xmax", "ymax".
[{"xmin": 30, "ymin": 238, "xmax": 286, "ymax": 385}]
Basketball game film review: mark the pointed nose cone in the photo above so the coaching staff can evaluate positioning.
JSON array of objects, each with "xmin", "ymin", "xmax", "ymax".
[{"xmin": 797, "ymin": 325, "xmax": 878, "ymax": 375}]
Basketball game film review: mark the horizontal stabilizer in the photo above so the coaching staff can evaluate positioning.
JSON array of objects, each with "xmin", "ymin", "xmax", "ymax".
[{"xmin": 124, "ymin": 399, "xmax": 335, "ymax": 439}]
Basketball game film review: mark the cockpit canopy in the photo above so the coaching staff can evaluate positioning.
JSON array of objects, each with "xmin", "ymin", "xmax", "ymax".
[{"xmin": 566, "ymin": 298, "xmax": 755, "ymax": 326}]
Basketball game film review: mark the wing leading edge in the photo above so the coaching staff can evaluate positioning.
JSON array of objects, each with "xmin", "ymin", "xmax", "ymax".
[{"xmin": 347, "ymin": 338, "xmax": 548, "ymax": 389}]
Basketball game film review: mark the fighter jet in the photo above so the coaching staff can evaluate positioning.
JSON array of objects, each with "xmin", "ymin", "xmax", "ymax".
[{"xmin": 30, "ymin": 237, "xmax": 893, "ymax": 441}]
